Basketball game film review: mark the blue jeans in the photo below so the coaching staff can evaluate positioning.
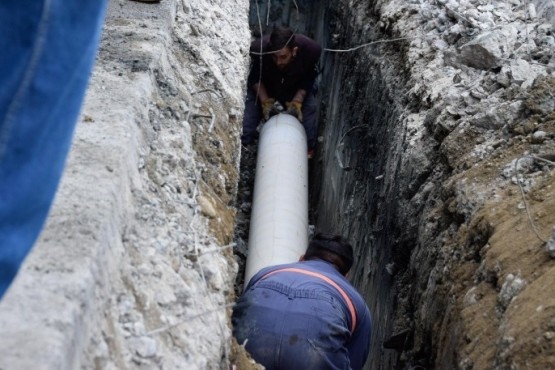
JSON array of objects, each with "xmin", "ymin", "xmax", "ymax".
[
  {"xmin": 241, "ymin": 89, "xmax": 318, "ymax": 150},
  {"xmin": 0, "ymin": 0, "xmax": 107, "ymax": 299}
]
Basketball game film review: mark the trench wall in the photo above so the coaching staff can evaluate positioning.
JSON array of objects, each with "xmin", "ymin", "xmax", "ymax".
[
  {"xmin": 247, "ymin": 1, "xmax": 432, "ymax": 368},
  {"xmin": 312, "ymin": 6, "xmax": 420, "ymax": 370},
  {"xmin": 0, "ymin": 1, "xmax": 250, "ymax": 369},
  {"xmin": 247, "ymin": 1, "xmax": 428, "ymax": 368},
  {"xmin": 311, "ymin": 1, "xmax": 555, "ymax": 369}
]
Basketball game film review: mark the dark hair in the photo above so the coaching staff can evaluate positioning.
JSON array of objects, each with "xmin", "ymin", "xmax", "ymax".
[
  {"xmin": 269, "ymin": 26, "xmax": 296, "ymax": 51},
  {"xmin": 304, "ymin": 233, "xmax": 354, "ymax": 275}
]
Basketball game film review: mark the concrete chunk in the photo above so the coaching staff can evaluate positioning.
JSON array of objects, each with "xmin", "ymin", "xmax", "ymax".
[{"xmin": 458, "ymin": 27, "xmax": 517, "ymax": 69}]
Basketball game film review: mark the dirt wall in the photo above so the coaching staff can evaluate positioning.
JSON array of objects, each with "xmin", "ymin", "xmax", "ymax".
[
  {"xmin": 312, "ymin": 1, "xmax": 555, "ymax": 369},
  {"xmin": 0, "ymin": 1, "xmax": 250, "ymax": 369}
]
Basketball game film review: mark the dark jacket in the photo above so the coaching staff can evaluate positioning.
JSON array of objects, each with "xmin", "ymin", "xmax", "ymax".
[
  {"xmin": 247, "ymin": 34, "xmax": 322, "ymax": 104},
  {"xmin": 233, "ymin": 259, "xmax": 372, "ymax": 370}
]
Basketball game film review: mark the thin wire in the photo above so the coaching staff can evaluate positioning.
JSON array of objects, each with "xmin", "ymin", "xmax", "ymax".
[
  {"xmin": 499, "ymin": 56, "xmax": 546, "ymax": 67},
  {"xmin": 252, "ymin": 34, "xmax": 418, "ymax": 56},
  {"xmin": 251, "ymin": 0, "xmax": 298, "ymax": 56},
  {"xmin": 324, "ymin": 35, "xmax": 421, "ymax": 53},
  {"xmin": 442, "ymin": 2, "xmax": 478, "ymax": 27},
  {"xmin": 250, "ymin": 0, "xmax": 540, "ymax": 57},
  {"xmin": 514, "ymin": 156, "xmax": 550, "ymax": 243},
  {"xmin": 291, "ymin": 0, "xmax": 299, "ymax": 24},
  {"xmin": 266, "ymin": 0, "xmax": 271, "ymax": 26},
  {"xmin": 146, "ymin": 303, "xmax": 236, "ymax": 336},
  {"xmin": 523, "ymin": 0, "xmax": 533, "ymax": 61},
  {"xmin": 255, "ymin": 0, "xmax": 263, "ymax": 103},
  {"xmin": 250, "ymin": 31, "xmax": 297, "ymax": 55},
  {"xmin": 531, "ymin": 155, "xmax": 555, "ymax": 167},
  {"xmin": 192, "ymin": 88, "xmax": 222, "ymax": 97},
  {"xmin": 335, "ymin": 125, "xmax": 366, "ymax": 170},
  {"xmin": 252, "ymin": 0, "xmax": 300, "ymax": 106},
  {"xmin": 184, "ymin": 242, "xmax": 236, "ymax": 257},
  {"xmin": 196, "ymin": 174, "xmax": 232, "ymax": 365},
  {"xmin": 186, "ymin": 167, "xmax": 230, "ymax": 362}
]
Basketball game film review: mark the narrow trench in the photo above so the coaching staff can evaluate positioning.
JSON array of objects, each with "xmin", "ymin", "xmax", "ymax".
[{"xmin": 233, "ymin": 2, "xmax": 419, "ymax": 369}]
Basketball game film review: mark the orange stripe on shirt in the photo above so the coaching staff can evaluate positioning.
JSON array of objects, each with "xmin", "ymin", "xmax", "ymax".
[{"xmin": 260, "ymin": 267, "xmax": 357, "ymax": 334}]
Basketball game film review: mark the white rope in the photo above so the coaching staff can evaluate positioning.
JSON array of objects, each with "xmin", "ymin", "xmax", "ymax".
[
  {"xmin": 324, "ymin": 35, "xmax": 422, "ymax": 53},
  {"xmin": 514, "ymin": 155, "xmax": 554, "ymax": 244}
]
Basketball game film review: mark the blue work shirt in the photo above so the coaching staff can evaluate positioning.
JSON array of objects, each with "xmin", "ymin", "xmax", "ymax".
[{"xmin": 232, "ymin": 260, "xmax": 372, "ymax": 370}]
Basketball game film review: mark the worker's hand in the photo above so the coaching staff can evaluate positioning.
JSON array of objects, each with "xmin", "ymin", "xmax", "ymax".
[
  {"xmin": 285, "ymin": 100, "xmax": 303, "ymax": 122},
  {"xmin": 261, "ymin": 98, "xmax": 277, "ymax": 121}
]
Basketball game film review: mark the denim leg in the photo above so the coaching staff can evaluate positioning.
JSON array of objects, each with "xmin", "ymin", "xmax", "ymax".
[
  {"xmin": 241, "ymin": 89, "xmax": 262, "ymax": 145},
  {"xmin": 0, "ymin": 0, "xmax": 107, "ymax": 298},
  {"xmin": 301, "ymin": 92, "xmax": 318, "ymax": 150}
]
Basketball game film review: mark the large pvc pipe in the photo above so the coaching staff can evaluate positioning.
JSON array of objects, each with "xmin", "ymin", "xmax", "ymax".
[{"xmin": 244, "ymin": 113, "xmax": 309, "ymax": 285}]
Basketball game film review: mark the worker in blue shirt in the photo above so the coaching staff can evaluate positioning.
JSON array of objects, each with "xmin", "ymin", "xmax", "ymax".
[{"xmin": 232, "ymin": 233, "xmax": 372, "ymax": 370}]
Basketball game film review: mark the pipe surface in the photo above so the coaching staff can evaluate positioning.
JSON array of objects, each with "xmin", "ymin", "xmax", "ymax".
[{"xmin": 244, "ymin": 114, "xmax": 309, "ymax": 285}]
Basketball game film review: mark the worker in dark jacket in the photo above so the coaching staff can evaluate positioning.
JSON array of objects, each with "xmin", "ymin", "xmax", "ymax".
[
  {"xmin": 232, "ymin": 233, "xmax": 372, "ymax": 370},
  {"xmin": 241, "ymin": 27, "xmax": 322, "ymax": 158}
]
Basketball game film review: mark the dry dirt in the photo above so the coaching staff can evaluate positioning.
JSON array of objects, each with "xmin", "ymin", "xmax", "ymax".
[
  {"xmin": 432, "ymin": 78, "xmax": 555, "ymax": 368},
  {"xmin": 230, "ymin": 337, "xmax": 265, "ymax": 370}
]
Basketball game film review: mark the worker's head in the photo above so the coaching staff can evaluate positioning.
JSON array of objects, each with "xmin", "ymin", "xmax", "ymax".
[
  {"xmin": 269, "ymin": 26, "xmax": 298, "ymax": 70},
  {"xmin": 303, "ymin": 233, "xmax": 354, "ymax": 275}
]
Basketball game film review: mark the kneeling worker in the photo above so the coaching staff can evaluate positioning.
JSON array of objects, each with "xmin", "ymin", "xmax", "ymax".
[
  {"xmin": 232, "ymin": 234, "xmax": 372, "ymax": 369},
  {"xmin": 241, "ymin": 27, "xmax": 322, "ymax": 158}
]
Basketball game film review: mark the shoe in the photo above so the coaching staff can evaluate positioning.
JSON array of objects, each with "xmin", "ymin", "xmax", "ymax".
[{"xmin": 307, "ymin": 149, "xmax": 315, "ymax": 159}]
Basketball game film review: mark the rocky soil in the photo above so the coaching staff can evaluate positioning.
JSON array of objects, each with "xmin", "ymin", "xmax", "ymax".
[
  {"xmin": 0, "ymin": 1, "xmax": 254, "ymax": 369},
  {"xmin": 313, "ymin": 0, "xmax": 555, "ymax": 368}
]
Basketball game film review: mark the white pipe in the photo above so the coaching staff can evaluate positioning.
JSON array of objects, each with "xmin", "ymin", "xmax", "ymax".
[{"xmin": 244, "ymin": 113, "xmax": 309, "ymax": 285}]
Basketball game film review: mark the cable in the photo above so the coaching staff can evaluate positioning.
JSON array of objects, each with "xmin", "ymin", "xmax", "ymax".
[
  {"xmin": 514, "ymin": 155, "xmax": 554, "ymax": 244},
  {"xmin": 324, "ymin": 35, "xmax": 422, "ymax": 53},
  {"xmin": 522, "ymin": 0, "xmax": 533, "ymax": 62},
  {"xmin": 146, "ymin": 303, "xmax": 236, "ymax": 336}
]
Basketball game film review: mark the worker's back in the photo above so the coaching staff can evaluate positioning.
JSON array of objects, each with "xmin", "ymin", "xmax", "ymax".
[{"xmin": 232, "ymin": 259, "xmax": 372, "ymax": 370}]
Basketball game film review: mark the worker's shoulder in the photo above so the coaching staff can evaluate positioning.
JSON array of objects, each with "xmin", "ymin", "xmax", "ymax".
[
  {"xmin": 249, "ymin": 35, "xmax": 271, "ymax": 53},
  {"xmin": 295, "ymin": 34, "xmax": 315, "ymax": 44},
  {"xmin": 295, "ymin": 34, "xmax": 322, "ymax": 60},
  {"xmin": 295, "ymin": 34, "xmax": 321, "ymax": 50},
  {"xmin": 333, "ymin": 275, "xmax": 368, "ymax": 308}
]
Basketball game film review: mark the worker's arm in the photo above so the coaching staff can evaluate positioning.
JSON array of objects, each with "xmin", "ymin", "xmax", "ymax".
[
  {"xmin": 287, "ymin": 36, "xmax": 320, "ymax": 121},
  {"xmin": 286, "ymin": 88, "xmax": 306, "ymax": 120},
  {"xmin": 291, "ymin": 88, "xmax": 306, "ymax": 104},
  {"xmin": 252, "ymin": 82, "xmax": 278, "ymax": 120},
  {"xmin": 296, "ymin": 35, "xmax": 322, "ymax": 94},
  {"xmin": 247, "ymin": 36, "xmax": 273, "ymax": 104}
]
